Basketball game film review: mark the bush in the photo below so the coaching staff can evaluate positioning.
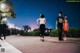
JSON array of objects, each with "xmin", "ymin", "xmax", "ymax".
[
  {"xmin": 21, "ymin": 30, "xmax": 50, "ymax": 36},
  {"xmin": 68, "ymin": 28, "xmax": 80, "ymax": 37},
  {"xmin": 21, "ymin": 30, "xmax": 40, "ymax": 36},
  {"xmin": 33, "ymin": 30, "xmax": 40, "ymax": 36},
  {"xmin": 50, "ymin": 28, "xmax": 80, "ymax": 37},
  {"xmin": 20, "ymin": 28, "xmax": 80, "ymax": 37},
  {"xmin": 45, "ymin": 32, "xmax": 50, "ymax": 36},
  {"xmin": 50, "ymin": 29, "xmax": 58, "ymax": 37}
]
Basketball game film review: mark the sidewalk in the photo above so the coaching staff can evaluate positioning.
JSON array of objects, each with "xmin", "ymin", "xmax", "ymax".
[
  {"xmin": 0, "ymin": 40, "xmax": 23, "ymax": 53},
  {"xmin": 5, "ymin": 35, "xmax": 80, "ymax": 53}
]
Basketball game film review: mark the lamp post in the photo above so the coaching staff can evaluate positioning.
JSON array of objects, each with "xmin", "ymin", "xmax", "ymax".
[{"xmin": 0, "ymin": 0, "xmax": 16, "ymax": 24}]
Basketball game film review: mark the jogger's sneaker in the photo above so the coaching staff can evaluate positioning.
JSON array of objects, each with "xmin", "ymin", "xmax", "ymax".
[
  {"xmin": 40, "ymin": 38, "xmax": 44, "ymax": 42},
  {"xmin": 42, "ymin": 39, "xmax": 44, "ymax": 42},
  {"xmin": 64, "ymin": 37, "xmax": 67, "ymax": 40},
  {"xmin": 42, "ymin": 38, "xmax": 44, "ymax": 42}
]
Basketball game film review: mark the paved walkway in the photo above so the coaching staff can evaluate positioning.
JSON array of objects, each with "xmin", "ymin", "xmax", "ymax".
[
  {"xmin": 0, "ymin": 35, "xmax": 80, "ymax": 53},
  {"xmin": 0, "ymin": 40, "xmax": 22, "ymax": 53}
]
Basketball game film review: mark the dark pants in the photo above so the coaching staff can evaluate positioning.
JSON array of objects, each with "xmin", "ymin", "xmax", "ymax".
[
  {"xmin": 39, "ymin": 24, "xmax": 45, "ymax": 38},
  {"xmin": 0, "ymin": 24, "xmax": 7, "ymax": 40},
  {"xmin": 58, "ymin": 25, "xmax": 63, "ymax": 41}
]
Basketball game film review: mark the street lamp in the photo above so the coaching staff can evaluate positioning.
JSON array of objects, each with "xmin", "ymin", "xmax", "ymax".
[
  {"xmin": 1, "ymin": 3, "xmax": 7, "ymax": 9},
  {"xmin": 0, "ymin": 0, "xmax": 16, "ymax": 24},
  {"xmin": 0, "ymin": 0, "xmax": 15, "ymax": 18},
  {"xmin": 0, "ymin": 0, "xmax": 13, "ymax": 12},
  {"xmin": 1, "ymin": 3, "xmax": 6, "ymax": 9}
]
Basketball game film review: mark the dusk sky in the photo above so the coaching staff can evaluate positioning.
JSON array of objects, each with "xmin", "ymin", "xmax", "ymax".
[{"xmin": 8, "ymin": 0, "xmax": 80, "ymax": 29}]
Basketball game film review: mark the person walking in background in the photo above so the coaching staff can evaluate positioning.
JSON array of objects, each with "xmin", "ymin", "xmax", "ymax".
[
  {"xmin": 0, "ymin": 18, "xmax": 8, "ymax": 40},
  {"xmin": 56, "ymin": 12, "xmax": 64, "ymax": 41},
  {"xmin": 2, "ymin": 23, "xmax": 8, "ymax": 40},
  {"xmin": 0, "ymin": 16, "xmax": 3, "ymax": 41},
  {"xmin": 0, "ymin": 24, "xmax": 3, "ymax": 41},
  {"xmin": 36, "ymin": 13, "xmax": 46, "ymax": 41},
  {"xmin": 63, "ymin": 15, "xmax": 69, "ymax": 40}
]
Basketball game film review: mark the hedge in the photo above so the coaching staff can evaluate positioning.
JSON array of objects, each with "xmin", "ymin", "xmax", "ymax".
[
  {"xmin": 50, "ymin": 29, "xmax": 58, "ymax": 37},
  {"xmin": 20, "ymin": 30, "xmax": 50, "ymax": 36},
  {"xmin": 20, "ymin": 28, "xmax": 80, "ymax": 37},
  {"xmin": 21, "ymin": 30, "xmax": 40, "ymax": 36},
  {"xmin": 50, "ymin": 28, "xmax": 80, "ymax": 37}
]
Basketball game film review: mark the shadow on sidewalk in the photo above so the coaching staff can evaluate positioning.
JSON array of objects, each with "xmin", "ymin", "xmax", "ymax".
[{"xmin": 43, "ymin": 39, "xmax": 80, "ymax": 44}]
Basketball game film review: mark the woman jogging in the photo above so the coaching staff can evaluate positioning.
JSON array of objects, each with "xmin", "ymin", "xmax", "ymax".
[{"xmin": 36, "ymin": 13, "xmax": 46, "ymax": 41}]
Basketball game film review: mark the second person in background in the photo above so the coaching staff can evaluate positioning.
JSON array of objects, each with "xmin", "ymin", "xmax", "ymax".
[{"xmin": 63, "ymin": 15, "xmax": 69, "ymax": 40}]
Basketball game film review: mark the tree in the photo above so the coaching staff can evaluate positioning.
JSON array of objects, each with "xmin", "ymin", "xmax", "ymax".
[
  {"xmin": 23, "ymin": 25, "xmax": 31, "ymax": 32},
  {"xmin": 0, "ymin": 0, "xmax": 16, "ymax": 24}
]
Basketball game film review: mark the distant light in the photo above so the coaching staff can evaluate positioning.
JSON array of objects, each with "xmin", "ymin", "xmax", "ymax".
[
  {"xmin": 31, "ymin": 27, "xmax": 35, "ymax": 31},
  {"xmin": 15, "ymin": 27, "xmax": 21, "ymax": 30},
  {"xmin": 28, "ymin": 29, "xmax": 31, "ymax": 32},
  {"xmin": 7, "ymin": 23, "xmax": 15, "ymax": 29}
]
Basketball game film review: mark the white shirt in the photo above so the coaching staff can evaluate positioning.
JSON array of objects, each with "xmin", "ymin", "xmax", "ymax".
[{"xmin": 37, "ymin": 18, "xmax": 46, "ymax": 24}]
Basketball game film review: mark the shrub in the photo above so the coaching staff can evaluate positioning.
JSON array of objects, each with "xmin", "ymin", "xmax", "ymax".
[
  {"xmin": 68, "ymin": 28, "xmax": 80, "ymax": 37},
  {"xmin": 20, "ymin": 28, "xmax": 80, "ymax": 37},
  {"xmin": 50, "ymin": 28, "xmax": 80, "ymax": 37},
  {"xmin": 21, "ymin": 30, "xmax": 40, "ymax": 36},
  {"xmin": 50, "ymin": 29, "xmax": 58, "ymax": 37},
  {"xmin": 45, "ymin": 32, "xmax": 50, "ymax": 36}
]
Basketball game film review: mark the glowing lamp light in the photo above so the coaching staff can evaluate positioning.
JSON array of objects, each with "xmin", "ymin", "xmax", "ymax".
[
  {"xmin": 0, "ymin": 2, "xmax": 10, "ymax": 12},
  {"xmin": 1, "ymin": 3, "xmax": 7, "ymax": 9}
]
